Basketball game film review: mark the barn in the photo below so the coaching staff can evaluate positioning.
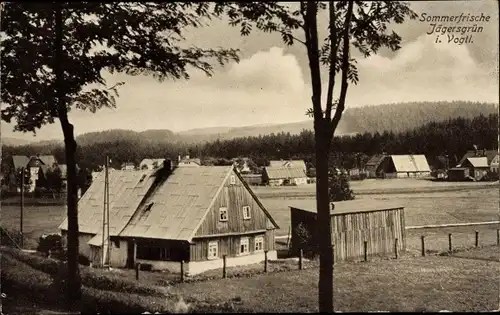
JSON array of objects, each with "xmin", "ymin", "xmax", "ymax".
[
  {"xmin": 369, "ymin": 154, "xmax": 431, "ymax": 178},
  {"xmin": 59, "ymin": 162, "xmax": 279, "ymax": 275},
  {"xmin": 290, "ymin": 199, "xmax": 406, "ymax": 263}
]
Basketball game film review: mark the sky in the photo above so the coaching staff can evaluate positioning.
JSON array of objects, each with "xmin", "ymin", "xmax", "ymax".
[{"xmin": 2, "ymin": 1, "xmax": 499, "ymax": 142}]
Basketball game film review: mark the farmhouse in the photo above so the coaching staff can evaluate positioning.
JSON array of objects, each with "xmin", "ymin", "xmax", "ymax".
[
  {"xmin": 459, "ymin": 157, "xmax": 489, "ymax": 181},
  {"xmin": 290, "ymin": 199, "xmax": 406, "ymax": 263},
  {"xmin": 262, "ymin": 166, "xmax": 308, "ymax": 186},
  {"xmin": 367, "ymin": 154, "xmax": 431, "ymax": 178},
  {"xmin": 58, "ymin": 162, "xmax": 279, "ymax": 275},
  {"xmin": 456, "ymin": 149, "xmax": 497, "ymax": 168}
]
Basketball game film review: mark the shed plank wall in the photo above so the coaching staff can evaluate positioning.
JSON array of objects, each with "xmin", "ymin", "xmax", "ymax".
[{"xmin": 291, "ymin": 207, "xmax": 406, "ymax": 263}]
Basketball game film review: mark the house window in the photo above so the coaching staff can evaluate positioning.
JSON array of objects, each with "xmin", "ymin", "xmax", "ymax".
[
  {"xmin": 208, "ymin": 241, "xmax": 218, "ymax": 260},
  {"xmin": 242, "ymin": 206, "xmax": 251, "ymax": 220},
  {"xmin": 239, "ymin": 237, "xmax": 249, "ymax": 255},
  {"xmin": 230, "ymin": 175, "xmax": 236, "ymax": 185},
  {"xmin": 219, "ymin": 207, "xmax": 228, "ymax": 221},
  {"xmin": 254, "ymin": 236, "xmax": 264, "ymax": 252}
]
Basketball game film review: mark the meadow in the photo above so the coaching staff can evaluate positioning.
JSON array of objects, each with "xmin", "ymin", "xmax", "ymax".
[{"xmin": 1, "ymin": 179, "xmax": 498, "ymax": 252}]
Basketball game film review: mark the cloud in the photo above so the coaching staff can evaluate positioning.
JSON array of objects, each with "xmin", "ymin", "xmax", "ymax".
[{"xmin": 350, "ymin": 34, "xmax": 499, "ymax": 105}]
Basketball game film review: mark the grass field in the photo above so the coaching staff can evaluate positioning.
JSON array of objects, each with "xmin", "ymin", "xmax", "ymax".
[
  {"xmin": 171, "ymin": 254, "xmax": 500, "ymax": 312},
  {"xmin": 1, "ymin": 179, "xmax": 498, "ymax": 251}
]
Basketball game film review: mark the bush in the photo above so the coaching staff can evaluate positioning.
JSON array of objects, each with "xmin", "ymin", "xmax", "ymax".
[
  {"xmin": 37, "ymin": 233, "xmax": 63, "ymax": 255},
  {"xmin": 328, "ymin": 169, "xmax": 355, "ymax": 202},
  {"xmin": 1, "ymin": 254, "xmax": 57, "ymax": 305}
]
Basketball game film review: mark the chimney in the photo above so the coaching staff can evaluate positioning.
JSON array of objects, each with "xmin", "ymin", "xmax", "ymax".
[{"xmin": 163, "ymin": 159, "xmax": 172, "ymax": 173}]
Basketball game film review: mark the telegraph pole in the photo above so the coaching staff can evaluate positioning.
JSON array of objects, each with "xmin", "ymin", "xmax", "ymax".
[{"xmin": 20, "ymin": 167, "xmax": 24, "ymax": 249}]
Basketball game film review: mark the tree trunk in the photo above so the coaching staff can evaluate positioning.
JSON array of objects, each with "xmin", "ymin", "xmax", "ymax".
[
  {"xmin": 54, "ymin": 4, "xmax": 81, "ymax": 308},
  {"xmin": 315, "ymin": 129, "xmax": 334, "ymax": 312}
]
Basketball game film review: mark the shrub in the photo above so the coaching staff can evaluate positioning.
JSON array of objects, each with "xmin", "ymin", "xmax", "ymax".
[
  {"xmin": 37, "ymin": 233, "xmax": 63, "ymax": 255},
  {"xmin": 1, "ymin": 254, "xmax": 57, "ymax": 305},
  {"xmin": 328, "ymin": 169, "xmax": 355, "ymax": 202}
]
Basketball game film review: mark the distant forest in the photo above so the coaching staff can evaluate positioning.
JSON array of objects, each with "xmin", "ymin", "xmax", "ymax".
[{"xmin": 4, "ymin": 111, "xmax": 498, "ymax": 172}]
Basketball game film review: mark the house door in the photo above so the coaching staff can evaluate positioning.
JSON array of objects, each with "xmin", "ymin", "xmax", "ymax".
[{"xmin": 126, "ymin": 240, "xmax": 136, "ymax": 268}]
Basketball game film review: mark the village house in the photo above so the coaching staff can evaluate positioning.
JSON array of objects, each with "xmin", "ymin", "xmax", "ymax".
[
  {"xmin": 290, "ymin": 199, "xmax": 406, "ymax": 262},
  {"xmin": 262, "ymin": 166, "xmax": 308, "ymax": 186},
  {"xmin": 177, "ymin": 155, "xmax": 201, "ymax": 167},
  {"xmin": 448, "ymin": 148, "xmax": 498, "ymax": 181},
  {"xmin": 365, "ymin": 154, "xmax": 431, "ymax": 179},
  {"xmin": 1, "ymin": 155, "xmax": 30, "ymax": 192},
  {"xmin": 58, "ymin": 162, "xmax": 279, "ymax": 275},
  {"xmin": 139, "ymin": 158, "xmax": 166, "ymax": 170}
]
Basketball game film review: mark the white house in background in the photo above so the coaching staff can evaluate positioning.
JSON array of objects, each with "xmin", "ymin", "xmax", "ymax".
[
  {"xmin": 139, "ymin": 158, "xmax": 165, "ymax": 170},
  {"xmin": 178, "ymin": 155, "xmax": 201, "ymax": 167},
  {"xmin": 121, "ymin": 162, "xmax": 136, "ymax": 170}
]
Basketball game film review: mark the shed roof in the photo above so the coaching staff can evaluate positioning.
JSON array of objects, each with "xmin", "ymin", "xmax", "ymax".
[
  {"xmin": 465, "ymin": 157, "xmax": 489, "ymax": 168},
  {"xmin": 265, "ymin": 167, "xmax": 307, "ymax": 179},
  {"xmin": 366, "ymin": 154, "xmax": 385, "ymax": 167},
  {"xmin": 290, "ymin": 199, "xmax": 405, "ymax": 216},
  {"xmin": 390, "ymin": 155, "xmax": 431, "ymax": 173}
]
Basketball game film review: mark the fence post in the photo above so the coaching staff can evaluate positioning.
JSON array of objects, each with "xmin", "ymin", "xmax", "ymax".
[
  {"xmin": 394, "ymin": 238, "xmax": 399, "ymax": 259},
  {"xmin": 222, "ymin": 255, "xmax": 227, "ymax": 278},
  {"xmin": 475, "ymin": 230, "xmax": 479, "ymax": 247},
  {"xmin": 264, "ymin": 250, "xmax": 268, "ymax": 273},
  {"xmin": 421, "ymin": 236, "xmax": 425, "ymax": 257},
  {"xmin": 135, "ymin": 262, "xmax": 140, "ymax": 281},
  {"xmin": 364, "ymin": 241, "xmax": 368, "ymax": 262},
  {"xmin": 497, "ymin": 229, "xmax": 500, "ymax": 246},
  {"xmin": 448, "ymin": 233, "xmax": 452, "ymax": 252},
  {"xmin": 299, "ymin": 249, "xmax": 303, "ymax": 270},
  {"xmin": 180, "ymin": 260, "xmax": 184, "ymax": 283}
]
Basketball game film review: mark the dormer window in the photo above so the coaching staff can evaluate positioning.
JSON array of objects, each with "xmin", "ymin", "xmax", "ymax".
[
  {"xmin": 145, "ymin": 202, "xmax": 154, "ymax": 212},
  {"xmin": 139, "ymin": 174, "xmax": 147, "ymax": 182}
]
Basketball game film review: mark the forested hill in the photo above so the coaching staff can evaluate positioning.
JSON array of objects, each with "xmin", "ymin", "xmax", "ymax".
[{"xmin": 11, "ymin": 101, "xmax": 498, "ymax": 147}]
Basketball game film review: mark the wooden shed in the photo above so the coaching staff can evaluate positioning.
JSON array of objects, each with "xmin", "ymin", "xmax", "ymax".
[{"xmin": 290, "ymin": 199, "xmax": 406, "ymax": 263}]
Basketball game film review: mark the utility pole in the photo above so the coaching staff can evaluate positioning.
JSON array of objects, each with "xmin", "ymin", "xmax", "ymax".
[
  {"xmin": 101, "ymin": 156, "xmax": 110, "ymax": 268},
  {"xmin": 20, "ymin": 167, "xmax": 24, "ymax": 249}
]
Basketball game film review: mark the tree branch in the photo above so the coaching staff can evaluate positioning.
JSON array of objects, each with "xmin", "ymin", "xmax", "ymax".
[
  {"xmin": 325, "ymin": 1, "xmax": 337, "ymax": 122},
  {"xmin": 330, "ymin": 0, "xmax": 354, "ymax": 132}
]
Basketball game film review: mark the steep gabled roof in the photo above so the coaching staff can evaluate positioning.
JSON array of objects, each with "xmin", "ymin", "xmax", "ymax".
[
  {"xmin": 120, "ymin": 166, "xmax": 232, "ymax": 241},
  {"xmin": 464, "ymin": 157, "xmax": 489, "ymax": 168},
  {"xmin": 390, "ymin": 155, "xmax": 431, "ymax": 173},
  {"xmin": 457, "ymin": 150, "xmax": 498, "ymax": 167},
  {"xmin": 264, "ymin": 167, "xmax": 307, "ymax": 180},
  {"xmin": 58, "ymin": 169, "xmax": 157, "ymax": 235},
  {"xmin": 269, "ymin": 160, "xmax": 306, "ymax": 170},
  {"xmin": 37, "ymin": 155, "xmax": 57, "ymax": 166},
  {"xmin": 365, "ymin": 154, "xmax": 386, "ymax": 169}
]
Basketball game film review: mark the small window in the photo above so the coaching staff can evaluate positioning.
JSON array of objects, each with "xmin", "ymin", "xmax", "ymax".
[
  {"xmin": 239, "ymin": 237, "xmax": 249, "ymax": 255},
  {"xmin": 139, "ymin": 174, "xmax": 147, "ymax": 182},
  {"xmin": 219, "ymin": 207, "xmax": 228, "ymax": 221},
  {"xmin": 242, "ymin": 206, "xmax": 251, "ymax": 220},
  {"xmin": 145, "ymin": 202, "xmax": 154, "ymax": 212},
  {"xmin": 230, "ymin": 175, "xmax": 236, "ymax": 185},
  {"xmin": 254, "ymin": 236, "xmax": 264, "ymax": 252},
  {"xmin": 208, "ymin": 241, "xmax": 218, "ymax": 260}
]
